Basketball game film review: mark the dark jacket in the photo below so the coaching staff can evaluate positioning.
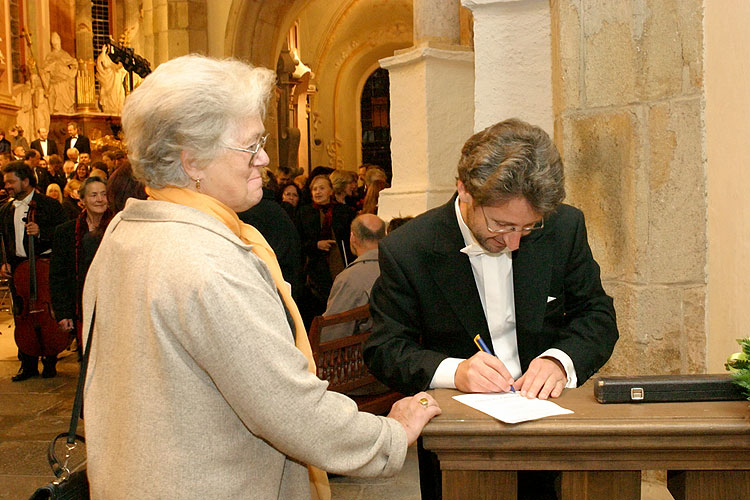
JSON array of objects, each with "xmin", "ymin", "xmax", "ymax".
[
  {"xmin": 0, "ymin": 191, "xmax": 65, "ymax": 269},
  {"xmin": 30, "ymin": 138, "xmax": 59, "ymax": 157},
  {"xmin": 364, "ymin": 195, "xmax": 618, "ymax": 395},
  {"xmin": 64, "ymin": 134, "xmax": 91, "ymax": 155},
  {"xmin": 297, "ymin": 202, "xmax": 355, "ymax": 302},
  {"xmin": 50, "ymin": 217, "xmax": 103, "ymax": 321},
  {"xmin": 237, "ymin": 188, "xmax": 303, "ymax": 302}
]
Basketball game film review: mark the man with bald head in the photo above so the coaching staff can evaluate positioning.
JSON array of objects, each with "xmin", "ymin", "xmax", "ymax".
[{"xmin": 321, "ymin": 213, "xmax": 386, "ymax": 343}]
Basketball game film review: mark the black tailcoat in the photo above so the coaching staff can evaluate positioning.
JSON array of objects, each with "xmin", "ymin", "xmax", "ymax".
[{"xmin": 364, "ymin": 195, "xmax": 618, "ymax": 395}]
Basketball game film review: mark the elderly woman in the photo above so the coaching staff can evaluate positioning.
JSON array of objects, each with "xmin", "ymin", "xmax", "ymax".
[
  {"xmin": 81, "ymin": 55, "xmax": 439, "ymax": 499},
  {"xmin": 50, "ymin": 176, "xmax": 111, "ymax": 354},
  {"xmin": 297, "ymin": 173, "xmax": 355, "ymax": 324}
]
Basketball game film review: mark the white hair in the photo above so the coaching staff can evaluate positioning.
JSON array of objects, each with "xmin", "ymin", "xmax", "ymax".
[{"xmin": 121, "ymin": 54, "xmax": 276, "ymax": 188}]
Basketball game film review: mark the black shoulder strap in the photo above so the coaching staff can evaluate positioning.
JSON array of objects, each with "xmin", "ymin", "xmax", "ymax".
[{"xmin": 67, "ymin": 306, "xmax": 95, "ymax": 445}]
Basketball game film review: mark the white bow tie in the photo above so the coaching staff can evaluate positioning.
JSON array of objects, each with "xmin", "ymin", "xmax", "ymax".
[
  {"xmin": 13, "ymin": 199, "xmax": 28, "ymax": 209},
  {"xmin": 461, "ymin": 244, "xmax": 510, "ymax": 257}
]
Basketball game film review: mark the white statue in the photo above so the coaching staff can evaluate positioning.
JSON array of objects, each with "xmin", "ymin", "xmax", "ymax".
[
  {"xmin": 31, "ymin": 72, "xmax": 50, "ymax": 134},
  {"xmin": 96, "ymin": 46, "xmax": 127, "ymax": 114},
  {"xmin": 12, "ymin": 82, "xmax": 33, "ymax": 141},
  {"xmin": 41, "ymin": 32, "xmax": 78, "ymax": 114}
]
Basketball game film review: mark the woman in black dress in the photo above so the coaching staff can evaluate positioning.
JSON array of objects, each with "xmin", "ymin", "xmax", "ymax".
[
  {"xmin": 296, "ymin": 174, "xmax": 355, "ymax": 325},
  {"xmin": 50, "ymin": 176, "xmax": 113, "ymax": 351}
]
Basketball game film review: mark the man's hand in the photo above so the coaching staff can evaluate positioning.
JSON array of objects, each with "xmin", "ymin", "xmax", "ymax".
[
  {"xmin": 0, "ymin": 263, "xmax": 11, "ymax": 279},
  {"xmin": 455, "ymin": 352, "xmax": 514, "ymax": 393},
  {"xmin": 387, "ymin": 392, "xmax": 441, "ymax": 446},
  {"xmin": 316, "ymin": 239, "xmax": 336, "ymax": 252},
  {"xmin": 25, "ymin": 221, "xmax": 40, "ymax": 237},
  {"xmin": 515, "ymin": 356, "xmax": 566, "ymax": 400},
  {"xmin": 58, "ymin": 319, "xmax": 74, "ymax": 331}
]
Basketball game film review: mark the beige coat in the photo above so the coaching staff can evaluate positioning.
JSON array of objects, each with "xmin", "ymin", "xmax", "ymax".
[{"xmin": 82, "ymin": 200, "xmax": 407, "ymax": 499}]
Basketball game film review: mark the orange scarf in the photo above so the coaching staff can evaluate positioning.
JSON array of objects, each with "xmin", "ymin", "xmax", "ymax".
[{"xmin": 147, "ymin": 186, "xmax": 330, "ymax": 500}]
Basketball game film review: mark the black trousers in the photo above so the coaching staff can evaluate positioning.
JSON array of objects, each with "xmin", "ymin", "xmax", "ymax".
[
  {"xmin": 417, "ymin": 438, "xmax": 559, "ymax": 500},
  {"xmin": 18, "ymin": 349, "xmax": 57, "ymax": 372}
]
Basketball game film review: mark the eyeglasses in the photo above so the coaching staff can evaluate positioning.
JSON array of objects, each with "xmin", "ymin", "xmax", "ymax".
[
  {"xmin": 480, "ymin": 205, "xmax": 544, "ymax": 234},
  {"xmin": 225, "ymin": 133, "xmax": 269, "ymax": 158}
]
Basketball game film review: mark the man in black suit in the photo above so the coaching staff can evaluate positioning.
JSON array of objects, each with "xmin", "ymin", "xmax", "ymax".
[
  {"xmin": 63, "ymin": 122, "xmax": 91, "ymax": 155},
  {"xmin": 0, "ymin": 162, "xmax": 66, "ymax": 381},
  {"xmin": 364, "ymin": 118, "xmax": 618, "ymax": 500},
  {"xmin": 29, "ymin": 127, "xmax": 59, "ymax": 158}
]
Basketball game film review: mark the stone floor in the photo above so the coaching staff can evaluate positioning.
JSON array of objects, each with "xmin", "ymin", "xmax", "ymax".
[{"xmin": 0, "ymin": 298, "xmax": 671, "ymax": 500}]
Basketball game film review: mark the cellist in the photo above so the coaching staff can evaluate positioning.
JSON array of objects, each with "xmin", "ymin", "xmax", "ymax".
[{"xmin": 0, "ymin": 161, "xmax": 65, "ymax": 381}]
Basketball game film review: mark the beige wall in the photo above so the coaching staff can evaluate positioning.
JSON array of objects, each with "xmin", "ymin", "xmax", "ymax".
[
  {"xmin": 552, "ymin": 0, "xmax": 707, "ymax": 375},
  {"xmin": 705, "ymin": 0, "xmax": 750, "ymax": 371}
]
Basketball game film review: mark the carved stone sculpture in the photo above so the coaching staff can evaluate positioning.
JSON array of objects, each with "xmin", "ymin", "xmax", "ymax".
[
  {"xmin": 41, "ymin": 32, "xmax": 78, "ymax": 114},
  {"xmin": 96, "ymin": 47, "xmax": 127, "ymax": 114}
]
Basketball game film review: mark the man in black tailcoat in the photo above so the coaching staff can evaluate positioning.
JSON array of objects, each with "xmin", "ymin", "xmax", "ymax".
[
  {"xmin": 0, "ymin": 162, "xmax": 65, "ymax": 381},
  {"xmin": 364, "ymin": 118, "xmax": 618, "ymax": 500}
]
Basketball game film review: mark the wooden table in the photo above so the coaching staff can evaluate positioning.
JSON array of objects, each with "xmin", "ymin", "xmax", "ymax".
[{"xmin": 422, "ymin": 385, "xmax": 750, "ymax": 500}]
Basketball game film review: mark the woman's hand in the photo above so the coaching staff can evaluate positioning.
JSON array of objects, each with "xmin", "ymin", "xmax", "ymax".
[
  {"xmin": 317, "ymin": 239, "xmax": 336, "ymax": 252},
  {"xmin": 387, "ymin": 392, "xmax": 441, "ymax": 446},
  {"xmin": 58, "ymin": 319, "xmax": 74, "ymax": 331}
]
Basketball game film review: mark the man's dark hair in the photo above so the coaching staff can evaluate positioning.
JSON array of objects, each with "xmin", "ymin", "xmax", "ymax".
[
  {"xmin": 3, "ymin": 161, "xmax": 36, "ymax": 187},
  {"xmin": 352, "ymin": 215, "xmax": 385, "ymax": 243},
  {"xmin": 386, "ymin": 216, "xmax": 413, "ymax": 234},
  {"xmin": 457, "ymin": 118, "xmax": 565, "ymax": 216},
  {"xmin": 24, "ymin": 149, "xmax": 39, "ymax": 161}
]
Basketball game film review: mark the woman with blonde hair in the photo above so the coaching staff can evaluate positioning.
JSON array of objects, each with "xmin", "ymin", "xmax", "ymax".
[{"xmin": 45, "ymin": 183, "xmax": 63, "ymax": 203}]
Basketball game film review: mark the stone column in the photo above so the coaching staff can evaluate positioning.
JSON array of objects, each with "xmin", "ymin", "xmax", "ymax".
[
  {"xmin": 462, "ymin": 0, "xmax": 554, "ymax": 134},
  {"xmin": 0, "ymin": 3, "xmax": 19, "ymax": 127},
  {"xmin": 150, "ymin": 0, "xmax": 207, "ymax": 66},
  {"xmin": 377, "ymin": 0, "xmax": 474, "ymax": 220}
]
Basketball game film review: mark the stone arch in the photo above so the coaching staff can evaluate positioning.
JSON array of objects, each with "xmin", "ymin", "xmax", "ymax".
[{"xmin": 226, "ymin": 0, "xmax": 412, "ymax": 172}]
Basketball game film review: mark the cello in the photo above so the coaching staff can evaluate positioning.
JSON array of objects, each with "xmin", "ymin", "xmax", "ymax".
[{"xmin": 12, "ymin": 200, "xmax": 69, "ymax": 357}]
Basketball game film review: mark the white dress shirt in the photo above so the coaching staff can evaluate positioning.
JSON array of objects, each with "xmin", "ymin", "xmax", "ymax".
[
  {"xmin": 429, "ymin": 198, "xmax": 577, "ymax": 389},
  {"xmin": 12, "ymin": 191, "xmax": 33, "ymax": 258}
]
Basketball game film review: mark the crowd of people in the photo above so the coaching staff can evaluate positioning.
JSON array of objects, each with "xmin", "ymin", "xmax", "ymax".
[
  {"xmin": 244, "ymin": 160, "xmax": 392, "ymax": 326},
  {"xmin": 0, "ymin": 122, "xmax": 147, "ymax": 380}
]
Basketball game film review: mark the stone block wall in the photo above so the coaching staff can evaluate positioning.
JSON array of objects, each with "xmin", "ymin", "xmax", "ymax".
[{"xmin": 551, "ymin": 0, "xmax": 706, "ymax": 375}]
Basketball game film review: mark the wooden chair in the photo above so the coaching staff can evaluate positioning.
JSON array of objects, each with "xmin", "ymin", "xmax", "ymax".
[{"xmin": 308, "ymin": 304, "xmax": 403, "ymax": 414}]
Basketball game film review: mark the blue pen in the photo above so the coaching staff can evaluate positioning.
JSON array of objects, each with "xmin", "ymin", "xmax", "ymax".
[{"xmin": 473, "ymin": 334, "xmax": 516, "ymax": 393}]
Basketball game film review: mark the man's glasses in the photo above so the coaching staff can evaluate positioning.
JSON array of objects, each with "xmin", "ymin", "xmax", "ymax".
[
  {"xmin": 481, "ymin": 205, "xmax": 544, "ymax": 234},
  {"xmin": 225, "ymin": 133, "xmax": 269, "ymax": 159}
]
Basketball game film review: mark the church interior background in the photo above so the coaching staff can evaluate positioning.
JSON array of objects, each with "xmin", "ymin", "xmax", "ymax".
[{"xmin": 0, "ymin": 0, "xmax": 748, "ymax": 496}]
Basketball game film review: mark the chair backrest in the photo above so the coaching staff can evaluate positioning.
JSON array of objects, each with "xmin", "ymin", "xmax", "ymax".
[{"xmin": 308, "ymin": 304, "xmax": 377, "ymax": 394}]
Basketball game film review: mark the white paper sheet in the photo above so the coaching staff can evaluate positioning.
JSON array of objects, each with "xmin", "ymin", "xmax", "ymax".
[{"xmin": 452, "ymin": 392, "xmax": 574, "ymax": 424}]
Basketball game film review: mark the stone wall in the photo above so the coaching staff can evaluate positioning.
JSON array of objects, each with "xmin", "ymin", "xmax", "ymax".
[{"xmin": 551, "ymin": 0, "xmax": 706, "ymax": 375}]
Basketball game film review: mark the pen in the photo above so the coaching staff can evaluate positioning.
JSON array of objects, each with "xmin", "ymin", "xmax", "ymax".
[{"xmin": 473, "ymin": 334, "xmax": 516, "ymax": 393}]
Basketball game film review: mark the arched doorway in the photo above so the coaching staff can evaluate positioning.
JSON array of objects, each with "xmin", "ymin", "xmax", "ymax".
[{"xmin": 360, "ymin": 68, "xmax": 392, "ymax": 177}]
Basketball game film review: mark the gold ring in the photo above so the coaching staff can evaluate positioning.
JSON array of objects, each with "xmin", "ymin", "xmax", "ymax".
[{"xmin": 419, "ymin": 397, "xmax": 429, "ymax": 408}]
